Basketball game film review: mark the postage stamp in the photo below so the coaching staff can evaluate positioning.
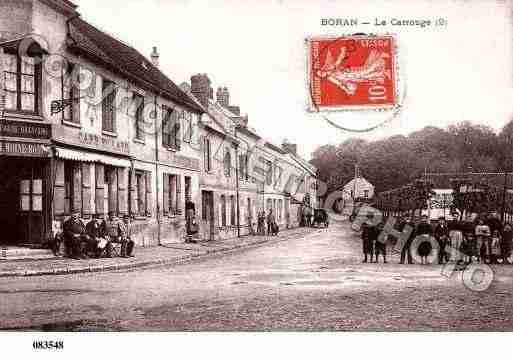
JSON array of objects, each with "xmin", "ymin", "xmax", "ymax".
[{"xmin": 307, "ymin": 34, "xmax": 398, "ymax": 112}]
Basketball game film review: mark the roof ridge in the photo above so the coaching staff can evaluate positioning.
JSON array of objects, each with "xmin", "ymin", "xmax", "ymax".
[
  {"xmin": 76, "ymin": 16, "xmax": 139, "ymax": 54},
  {"xmin": 67, "ymin": 17, "xmax": 203, "ymax": 112}
]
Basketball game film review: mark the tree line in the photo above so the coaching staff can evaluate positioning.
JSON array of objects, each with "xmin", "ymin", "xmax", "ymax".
[{"xmin": 310, "ymin": 120, "xmax": 513, "ymax": 197}]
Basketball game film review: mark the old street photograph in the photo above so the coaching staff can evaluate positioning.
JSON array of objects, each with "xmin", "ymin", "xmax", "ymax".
[{"xmin": 1, "ymin": 0, "xmax": 513, "ymax": 339}]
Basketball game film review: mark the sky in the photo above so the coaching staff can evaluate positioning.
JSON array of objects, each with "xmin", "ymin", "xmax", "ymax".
[{"xmin": 74, "ymin": 0, "xmax": 513, "ymax": 160}]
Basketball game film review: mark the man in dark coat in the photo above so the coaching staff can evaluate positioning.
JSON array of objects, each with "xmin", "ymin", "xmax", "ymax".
[
  {"xmin": 400, "ymin": 217, "xmax": 415, "ymax": 264},
  {"xmin": 486, "ymin": 212, "xmax": 502, "ymax": 236},
  {"xmin": 85, "ymin": 214, "xmax": 107, "ymax": 258},
  {"xmin": 361, "ymin": 215, "xmax": 376, "ymax": 263},
  {"xmin": 120, "ymin": 215, "xmax": 135, "ymax": 257},
  {"xmin": 416, "ymin": 215, "xmax": 434, "ymax": 236},
  {"xmin": 63, "ymin": 211, "xmax": 89, "ymax": 259},
  {"xmin": 267, "ymin": 209, "xmax": 276, "ymax": 236},
  {"xmin": 104, "ymin": 213, "xmax": 123, "ymax": 258},
  {"xmin": 435, "ymin": 217, "xmax": 450, "ymax": 264},
  {"xmin": 374, "ymin": 221, "xmax": 387, "ymax": 263}
]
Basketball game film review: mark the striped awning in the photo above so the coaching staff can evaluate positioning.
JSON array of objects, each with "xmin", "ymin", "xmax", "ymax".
[{"xmin": 55, "ymin": 147, "xmax": 131, "ymax": 168}]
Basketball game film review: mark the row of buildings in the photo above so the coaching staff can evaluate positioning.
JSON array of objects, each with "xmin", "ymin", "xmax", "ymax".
[{"xmin": 0, "ymin": 0, "xmax": 317, "ymax": 249}]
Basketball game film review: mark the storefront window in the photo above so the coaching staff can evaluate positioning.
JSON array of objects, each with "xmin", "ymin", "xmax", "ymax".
[{"xmin": 19, "ymin": 179, "xmax": 42, "ymax": 212}]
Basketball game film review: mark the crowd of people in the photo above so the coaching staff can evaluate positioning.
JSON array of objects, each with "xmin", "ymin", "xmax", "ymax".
[
  {"xmin": 53, "ymin": 211, "xmax": 135, "ymax": 260},
  {"xmin": 256, "ymin": 209, "xmax": 279, "ymax": 236},
  {"xmin": 361, "ymin": 212, "xmax": 513, "ymax": 265}
]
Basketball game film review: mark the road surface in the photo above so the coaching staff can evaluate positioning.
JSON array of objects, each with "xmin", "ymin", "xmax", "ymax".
[{"xmin": 1, "ymin": 221, "xmax": 513, "ymax": 331}]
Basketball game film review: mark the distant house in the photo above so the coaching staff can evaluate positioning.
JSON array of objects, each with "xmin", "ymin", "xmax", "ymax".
[
  {"xmin": 338, "ymin": 176, "xmax": 374, "ymax": 215},
  {"xmin": 342, "ymin": 176, "xmax": 375, "ymax": 200}
]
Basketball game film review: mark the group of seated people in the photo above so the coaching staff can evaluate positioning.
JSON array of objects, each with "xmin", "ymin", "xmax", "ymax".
[{"xmin": 60, "ymin": 211, "xmax": 135, "ymax": 260}]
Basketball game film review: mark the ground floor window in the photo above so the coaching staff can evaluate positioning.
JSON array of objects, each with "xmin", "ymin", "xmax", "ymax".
[
  {"xmin": 163, "ymin": 173, "xmax": 182, "ymax": 216},
  {"xmin": 247, "ymin": 197, "xmax": 252, "ymax": 222},
  {"xmin": 135, "ymin": 171, "xmax": 145, "ymax": 216}
]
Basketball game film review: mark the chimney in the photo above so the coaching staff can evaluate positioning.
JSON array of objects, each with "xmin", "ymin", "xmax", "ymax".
[
  {"xmin": 150, "ymin": 46, "xmax": 160, "ymax": 67},
  {"xmin": 191, "ymin": 73, "xmax": 212, "ymax": 108},
  {"xmin": 228, "ymin": 105, "xmax": 240, "ymax": 116},
  {"xmin": 216, "ymin": 86, "xmax": 229, "ymax": 108},
  {"xmin": 283, "ymin": 141, "xmax": 297, "ymax": 155}
]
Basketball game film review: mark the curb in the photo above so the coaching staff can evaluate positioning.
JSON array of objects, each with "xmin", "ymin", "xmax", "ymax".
[{"xmin": 0, "ymin": 229, "xmax": 317, "ymax": 278}]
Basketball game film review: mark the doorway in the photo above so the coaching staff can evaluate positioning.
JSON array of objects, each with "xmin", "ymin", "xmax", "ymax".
[
  {"xmin": 201, "ymin": 190, "xmax": 214, "ymax": 241},
  {"xmin": 0, "ymin": 158, "xmax": 46, "ymax": 246}
]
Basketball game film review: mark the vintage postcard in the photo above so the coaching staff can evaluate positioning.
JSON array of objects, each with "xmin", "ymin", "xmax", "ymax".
[{"xmin": 0, "ymin": 0, "xmax": 512, "ymax": 357}]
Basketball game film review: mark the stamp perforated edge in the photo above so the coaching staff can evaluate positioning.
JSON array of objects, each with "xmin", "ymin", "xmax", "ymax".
[{"xmin": 305, "ymin": 33, "xmax": 402, "ymax": 114}]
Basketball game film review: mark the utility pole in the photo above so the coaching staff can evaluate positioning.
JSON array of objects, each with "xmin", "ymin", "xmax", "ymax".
[{"xmin": 501, "ymin": 171, "xmax": 508, "ymax": 223}]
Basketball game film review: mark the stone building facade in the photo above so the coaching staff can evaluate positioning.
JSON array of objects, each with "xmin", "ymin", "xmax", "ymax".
[
  {"xmin": 183, "ymin": 74, "xmax": 318, "ymax": 240},
  {"xmin": 0, "ymin": 0, "xmax": 317, "ymax": 249},
  {"xmin": 0, "ymin": 0, "xmax": 203, "ymax": 247}
]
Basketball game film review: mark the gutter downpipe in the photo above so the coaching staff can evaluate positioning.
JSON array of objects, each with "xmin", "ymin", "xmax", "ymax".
[
  {"xmin": 155, "ymin": 93, "xmax": 161, "ymax": 245},
  {"xmin": 234, "ymin": 135, "xmax": 241, "ymax": 238}
]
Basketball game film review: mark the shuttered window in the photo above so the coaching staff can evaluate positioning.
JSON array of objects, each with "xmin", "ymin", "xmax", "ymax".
[
  {"xmin": 62, "ymin": 62, "xmax": 80, "ymax": 123},
  {"xmin": 163, "ymin": 173, "xmax": 182, "ymax": 216},
  {"xmin": 102, "ymin": 78, "xmax": 116, "ymax": 132}
]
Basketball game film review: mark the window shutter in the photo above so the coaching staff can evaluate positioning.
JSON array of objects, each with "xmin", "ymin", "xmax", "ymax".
[
  {"xmin": 175, "ymin": 118, "xmax": 181, "ymax": 150},
  {"xmin": 162, "ymin": 173, "xmax": 169, "ymax": 216},
  {"xmin": 176, "ymin": 175, "xmax": 182, "ymax": 215},
  {"xmin": 72, "ymin": 64, "xmax": 81, "ymax": 124},
  {"xmin": 129, "ymin": 169, "xmax": 136, "ymax": 216},
  {"xmin": 202, "ymin": 137, "xmax": 207, "ymax": 170},
  {"xmin": 145, "ymin": 171, "xmax": 152, "ymax": 216}
]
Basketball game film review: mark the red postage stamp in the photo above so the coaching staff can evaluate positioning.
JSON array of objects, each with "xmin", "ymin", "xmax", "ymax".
[{"xmin": 308, "ymin": 35, "xmax": 397, "ymax": 111}]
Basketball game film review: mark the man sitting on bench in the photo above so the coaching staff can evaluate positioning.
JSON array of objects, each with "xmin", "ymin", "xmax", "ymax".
[
  {"xmin": 63, "ymin": 210, "xmax": 89, "ymax": 260},
  {"xmin": 104, "ymin": 213, "xmax": 134, "ymax": 258},
  {"xmin": 120, "ymin": 215, "xmax": 135, "ymax": 257},
  {"xmin": 85, "ymin": 214, "xmax": 108, "ymax": 258}
]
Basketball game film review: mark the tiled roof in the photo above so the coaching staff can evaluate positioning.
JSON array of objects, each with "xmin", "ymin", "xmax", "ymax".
[
  {"xmin": 426, "ymin": 172, "xmax": 510, "ymax": 189},
  {"xmin": 179, "ymin": 83, "xmax": 233, "ymax": 138},
  {"xmin": 67, "ymin": 18, "xmax": 203, "ymax": 113}
]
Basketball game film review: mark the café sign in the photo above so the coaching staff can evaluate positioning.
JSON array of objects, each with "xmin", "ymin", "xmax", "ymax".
[
  {"xmin": 0, "ymin": 120, "xmax": 51, "ymax": 139},
  {"xmin": 1, "ymin": 141, "xmax": 50, "ymax": 157},
  {"xmin": 78, "ymin": 131, "xmax": 129, "ymax": 154}
]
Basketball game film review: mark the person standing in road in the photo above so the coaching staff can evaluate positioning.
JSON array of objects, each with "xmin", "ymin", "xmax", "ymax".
[
  {"xmin": 361, "ymin": 214, "xmax": 375, "ymax": 263},
  {"xmin": 416, "ymin": 215, "xmax": 434, "ymax": 265},
  {"xmin": 374, "ymin": 221, "xmax": 387, "ymax": 263},
  {"xmin": 257, "ymin": 211, "xmax": 265, "ymax": 236},
  {"xmin": 400, "ymin": 217, "xmax": 415, "ymax": 264},
  {"xmin": 502, "ymin": 222, "xmax": 512, "ymax": 264},
  {"xmin": 435, "ymin": 217, "xmax": 450, "ymax": 264},
  {"xmin": 267, "ymin": 209, "xmax": 276, "ymax": 236},
  {"xmin": 475, "ymin": 219, "xmax": 491, "ymax": 263}
]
